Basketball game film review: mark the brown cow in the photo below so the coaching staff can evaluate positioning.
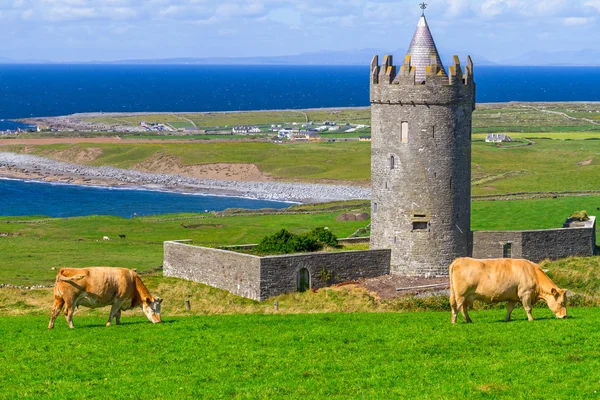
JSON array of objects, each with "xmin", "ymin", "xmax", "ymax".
[
  {"xmin": 48, "ymin": 267, "xmax": 162, "ymax": 329},
  {"xmin": 449, "ymin": 257, "xmax": 567, "ymax": 324}
]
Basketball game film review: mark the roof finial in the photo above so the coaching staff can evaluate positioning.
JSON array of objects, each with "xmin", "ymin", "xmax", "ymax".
[{"xmin": 419, "ymin": 2, "xmax": 427, "ymax": 16}]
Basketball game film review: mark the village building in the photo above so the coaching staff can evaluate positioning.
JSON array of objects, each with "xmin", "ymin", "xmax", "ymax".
[
  {"xmin": 232, "ymin": 125, "xmax": 261, "ymax": 134},
  {"xmin": 485, "ymin": 133, "xmax": 513, "ymax": 143}
]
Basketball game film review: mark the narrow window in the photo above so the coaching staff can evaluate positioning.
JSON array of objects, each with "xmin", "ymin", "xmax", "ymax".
[
  {"xmin": 401, "ymin": 121, "xmax": 409, "ymax": 143},
  {"xmin": 432, "ymin": 126, "xmax": 435, "ymax": 139},
  {"xmin": 390, "ymin": 155, "xmax": 396, "ymax": 170},
  {"xmin": 412, "ymin": 222, "xmax": 428, "ymax": 231},
  {"xmin": 503, "ymin": 243, "xmax": 512, "ymax": 258},
  {"xmin": 385, "ymin": 181, "xmax": 388, "ymax": 189},
  {"xmin": 373, "ymin": 202, "xmax": 378, "ymax": 214}
]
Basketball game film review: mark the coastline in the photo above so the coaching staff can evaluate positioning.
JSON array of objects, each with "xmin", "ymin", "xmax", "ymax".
[{"xmin": 0, "ymin": 152, "xmax": 371, "ymax": 204}]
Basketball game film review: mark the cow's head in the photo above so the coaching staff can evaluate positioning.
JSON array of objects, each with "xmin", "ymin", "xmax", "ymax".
[
  {"xmin": 142, "ymin": 297, "xmax": 163, "ymax": 323},
  {"xmin": 547, "ymin": 288, "xmax": 567, "ymax": 319}
]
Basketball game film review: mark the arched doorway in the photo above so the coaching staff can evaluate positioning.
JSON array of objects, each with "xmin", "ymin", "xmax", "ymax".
[{"xmin": 297, "ymin": 268, "xmax": 310, "ymax": 292}]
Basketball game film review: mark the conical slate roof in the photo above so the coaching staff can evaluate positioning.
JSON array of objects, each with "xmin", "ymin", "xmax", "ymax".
[{"xmin": 406, "ymin": 14, "xmax": 447, "ymax": 83}]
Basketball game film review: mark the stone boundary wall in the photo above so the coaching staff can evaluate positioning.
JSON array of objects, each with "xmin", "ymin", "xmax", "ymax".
[
  {"xmin": 163, "ymin": 241, "xmax": 390, "ymax": 301},
  {"xmin": 259, "ymin": 249, "xmax": 390, "ymax": 300},
  {"xmin": 163, "ymin": 241, "xmax": 262, "ymax": 300},
  {"xmin": 472, "ymin": 217, "xmax": 596, "ymax": 262}
]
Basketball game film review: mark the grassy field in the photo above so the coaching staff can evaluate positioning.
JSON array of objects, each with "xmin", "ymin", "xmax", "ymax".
[
  {"xmin": 5, "ymin": 134, "xmax": 600, "ymax": 193},
  {"xmin": 2, "ymin": 309, "xmax": 600, "ymax": 399},
  {"xmin": 76, "ymin": 103, "xmax": 600, "ymax": 135},
  {"xmin": 1, "ymin": 195, "xmax": 599, "ymax": 287},
  {"xmin": 5, "ymin": 141, "xmax": 372, "ymax": 182}
]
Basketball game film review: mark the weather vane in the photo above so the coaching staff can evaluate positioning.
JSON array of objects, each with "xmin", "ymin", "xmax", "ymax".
[{"xmin": 420, "ymin": 2, "xmax": 427, "ymax": 15}]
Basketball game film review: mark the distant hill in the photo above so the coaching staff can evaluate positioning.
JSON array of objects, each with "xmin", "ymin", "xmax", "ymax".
[
  {"xmin": 3, "ymin": 50, "xmax": 600, "ymax": 66},
  {"xmin": 108, "ymin": 49, "xmax": 497, "ymax": 67},
  {"xmin": 502, "ymin": 49, "xmax": 600, "ymax": 66}
]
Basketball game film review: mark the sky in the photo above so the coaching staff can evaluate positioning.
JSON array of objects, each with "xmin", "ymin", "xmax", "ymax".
[{"xmin": 0, "ymin": 0, "xmax": 599, "ymax": 62}]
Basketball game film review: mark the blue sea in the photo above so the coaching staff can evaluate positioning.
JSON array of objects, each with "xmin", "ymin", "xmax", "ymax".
[
  {"xmin": 1, "ymin": 64, "xmax": 600, "ymax": 124},
  {"xmin": 1, "ymin": 64, "xmax": 600, "ymax": 217},
  {"xmin": 0, "ymin": 178, "xmax": 291, "ymax": 218}
]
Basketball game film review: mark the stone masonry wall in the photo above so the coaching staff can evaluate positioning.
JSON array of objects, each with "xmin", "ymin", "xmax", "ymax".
[
  {"xmin": 259, "ymin": 249, "xmax": 390, "ymax": 300},
  {"xmin": 472, "ymin": 221, "xmax": 596, "ymax": 262},
  {"xmin": 163, "ymin": 241, "xmax": 262, "ymax": 300},
  {"xmin": 164, "ymin": 241, "xmax": 391, "ymax": 301}
]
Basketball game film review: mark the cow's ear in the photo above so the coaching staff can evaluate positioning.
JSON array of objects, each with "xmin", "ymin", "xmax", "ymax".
[
  {"xmin": 156, "ymin": 297, "xmax": 163, "ymax": 304},
  {"xmin": 551, "ymin": 287, "xmax": 559, "ymax": 298}
]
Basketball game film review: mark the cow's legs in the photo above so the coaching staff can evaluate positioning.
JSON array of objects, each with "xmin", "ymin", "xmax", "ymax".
[
  {"xmin": 505, "ymin": 301, "xmax": 517, "ymax": 322},
  {"xmin": 107, "ymin": 302, "xmax": 123, "ymax": 326},
  {"xmin": 520, "ymin": 294, "xmax": 534, "ymax": 321},
  {"xmin": 456, "ymin": 297, "xmax": 473, "ymax": 323},
  {"xmin": 115, "ymin": 310, "xmax": 122, "ymax": 325},
  {"xmin": 48, "ymin": 296, "xmax": 65, "ymax": 329},
  {"xmin": 64, "ymin": 300, "xmax": 76, "ymax": 329},
  {"xmin": 450, "ymin": 288, "xmax": 458, "ymax": 324},
  {"xmin": 451, "ymin": 303, "xmax": 458, "ymax": 324}
]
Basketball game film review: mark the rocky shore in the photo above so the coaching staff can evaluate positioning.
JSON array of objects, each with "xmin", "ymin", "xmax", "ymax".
[{"xmin": 0, "ymin": 152, "xmax": 371, "ymax": 203}]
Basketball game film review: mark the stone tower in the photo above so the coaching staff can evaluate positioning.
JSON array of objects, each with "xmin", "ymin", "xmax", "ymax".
[{"xmin": 369, "ymin": 11, "xmax": 475, "ymax": 276}]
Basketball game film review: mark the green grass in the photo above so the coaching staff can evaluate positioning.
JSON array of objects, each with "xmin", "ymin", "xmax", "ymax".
[
  {"xmin": 7, "ymin": 141, "xmax": 372, "ymax": 182},
  {"xmin": 2, "ymin": 310, "xmax": 600, "ymax": 399},
  {"xmin": 0, "ymin": 205, "xmax": 371, "ymax": 285},
  {"xmin": 472, "ymin": 195, "xmax": 600, "ymax": 231},
  {"xmin": 2, "ymin": 195, "xmax": 600, "ymax": 286}
]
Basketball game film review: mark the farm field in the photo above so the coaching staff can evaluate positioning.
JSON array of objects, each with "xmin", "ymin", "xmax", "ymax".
[
  {"xmin": 78, "ymin": 108, "xmax": 372, "ymax": 129},
  {"xmin": 71, "ymin": 102, "xmax": 600, "ymax": 133},
  {"xmin": 5, "ymin": 135, "xmax": 600, "ymax": 195},
  {"xmin": 1, "ymin": 196, "xmax": 599, "ymax": 287},
  {"xmin": 2, "ymin": 309, "xmax": 600, "ymax": 399}
]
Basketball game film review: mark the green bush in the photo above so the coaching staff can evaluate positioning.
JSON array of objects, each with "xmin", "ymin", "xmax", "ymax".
[
  {"xmin": 305, "ymin": 227, "xmax": 338, "ymax": 247},
  {"xmin": 254, "ymin": 227, "xmax": 338, "ymax": 255},
  {"xmin": 254, "ymin": 229, "xmax": 320, "ymax": 255}
]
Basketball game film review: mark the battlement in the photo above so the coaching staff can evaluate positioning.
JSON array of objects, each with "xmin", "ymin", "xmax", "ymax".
[
  {"xmin": 371, "ymin": 54, "xmax": 474, "ymax": 86},
  {"xmin": 370, "ymin": 54, "xmax": 475, "ymax": 108}
]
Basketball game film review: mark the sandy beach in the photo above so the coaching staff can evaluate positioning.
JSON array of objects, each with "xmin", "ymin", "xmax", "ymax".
[{"xmin": 0, "ymin": 152, "xmax": 371, "ymax": 204}]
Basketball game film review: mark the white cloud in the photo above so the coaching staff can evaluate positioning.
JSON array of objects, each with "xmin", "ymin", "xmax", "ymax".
[
  {"xmin": 585, "ymin": 0, "xmax": 600, "ymax": 11},
  {"xmin": 562, "ymin": 16, "xmax": 595, "ymax": 26}
]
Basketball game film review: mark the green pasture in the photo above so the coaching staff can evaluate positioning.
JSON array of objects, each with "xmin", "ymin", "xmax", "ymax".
[
  {"xmin": 471, "ymin": 138, "xmax": 600, "ymax": 196},
  {"xmin": 1, "ymin": 195, "xmax": 599, "ymax": 286},
  {"xmin": 7, "ymin": 133, "xmax": 600, "ymax": 191},
  {"xmin": 0, "ymin": 203, "xmax": 371, "ymax": 285},
  {"xmin": 472, "ymin": 195, "xmax": 600, "ymax": 231},
  {"xmin": 8, "ymin": 141, "xmax": 371, "ymax": 182},
  {"xmin": 2, "ymin": 309, "xmax": 600, "ymax": 399},
  {"xmin": 76, "ymin": 103, "xmax": 600, "ymax": 135},
  {"xmin": 80, "ymin": 108, "xmax": 371, "ymax": 129}
]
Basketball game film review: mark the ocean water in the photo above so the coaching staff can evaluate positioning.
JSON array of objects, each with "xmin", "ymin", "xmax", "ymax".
[
  {"xmin": 0, "ymin": 178, "xmax": 292, "ymax": 218},
  {"xmin": 2, "ymin": 64, "xmax": 599, "ymax": 217},
  {"xmin": 1, "ymin": 64, "xmax": 600, "ymax": 124}
]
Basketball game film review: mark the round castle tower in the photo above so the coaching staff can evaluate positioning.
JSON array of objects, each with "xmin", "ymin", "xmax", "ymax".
[{"xmin": 369, "ymin": 11, "xmax": 475, "ymax": 276}]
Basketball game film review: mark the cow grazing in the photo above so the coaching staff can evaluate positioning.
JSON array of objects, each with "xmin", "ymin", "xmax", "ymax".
[
  {"xmin": 48, "ymin": 267, "xmax": 162, "ymax": 329},
  {"xmin": 449, "ymin": 257, "xmax": 567, "ymax": 324},
  {"xmin": 102, "ymin": 236, "xmax": 110, "ymax": 241}
]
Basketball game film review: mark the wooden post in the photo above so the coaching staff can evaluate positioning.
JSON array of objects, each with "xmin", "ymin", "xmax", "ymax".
[
  {"xmin": 274, "ymin": 301, "xmax": 279, "ymax": 311},
  {"xmin": 185, "ymin": 299, "xmax": 191, "ymax": 310}
]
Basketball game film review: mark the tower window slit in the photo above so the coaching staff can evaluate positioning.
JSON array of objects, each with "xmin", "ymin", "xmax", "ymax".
[{"xmin": 401, "ymin": 122, "xmax": 409, "ymax": 143}]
